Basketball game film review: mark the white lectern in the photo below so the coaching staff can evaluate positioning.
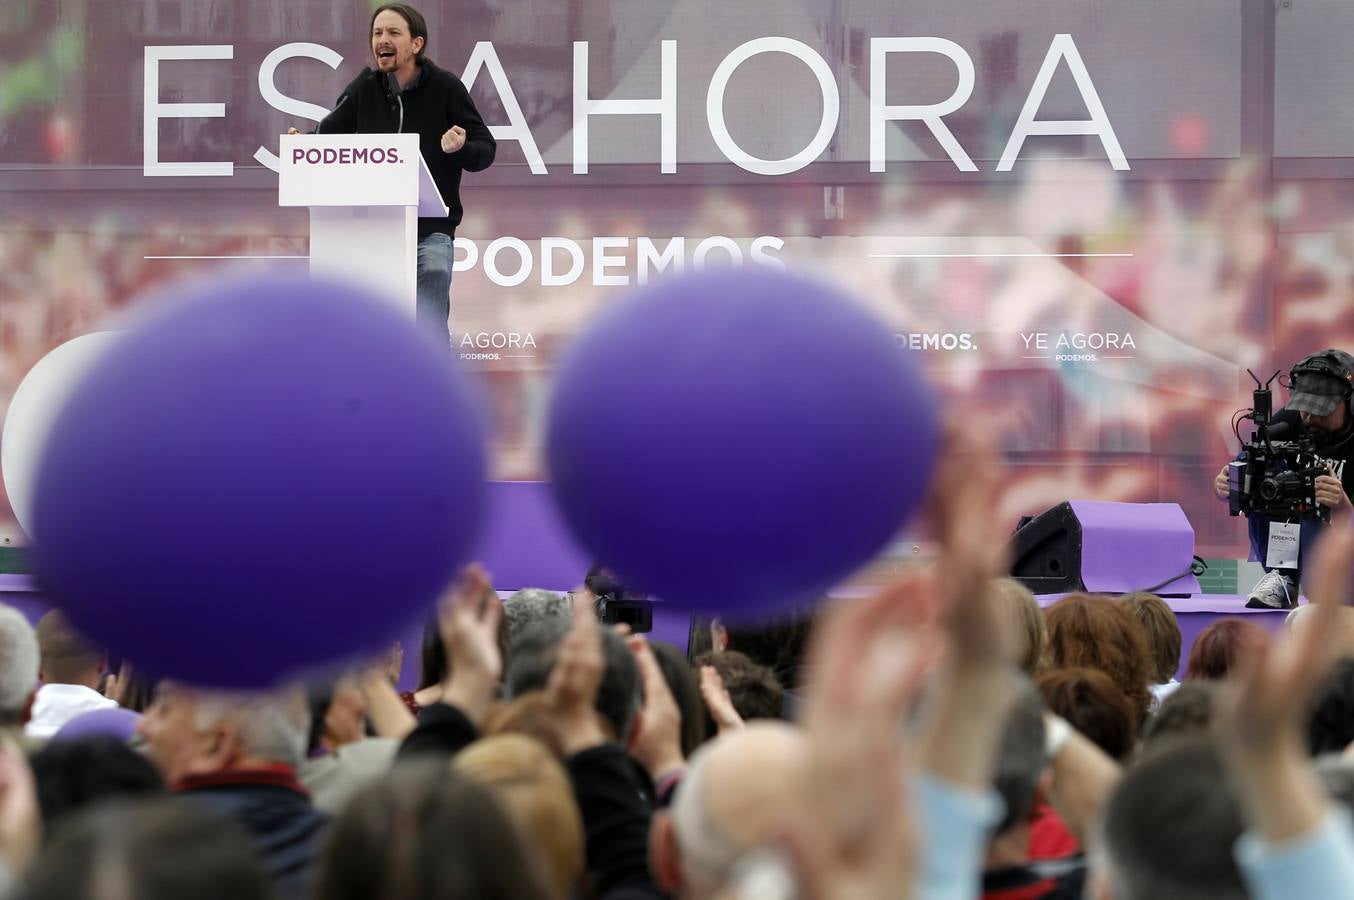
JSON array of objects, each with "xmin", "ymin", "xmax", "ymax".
[{"xmin": 278, "ymin": 133, "xmax": 448, "ymax": 314}]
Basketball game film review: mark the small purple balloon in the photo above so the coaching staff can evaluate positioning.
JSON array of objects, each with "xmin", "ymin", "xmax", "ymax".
[
  {"xmin": 52, "ymin": 707, "xmax": 143, "ymax": 744},
  {"xmin": 546, "ymin": 267, "xmax": 939, "ymax": 617},
  {"xmin": 32, "ymin": 271, "xmax": 487, "ymax": 688}
]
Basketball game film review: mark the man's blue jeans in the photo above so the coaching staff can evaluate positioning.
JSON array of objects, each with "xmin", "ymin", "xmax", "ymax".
[
  {"xmin": 1248, "ymin": 513, "xmax": 1324, "ymax": 585},
  {"xmin": 416, "ymin": 233, "xmax": 453, "ymax": 348}
]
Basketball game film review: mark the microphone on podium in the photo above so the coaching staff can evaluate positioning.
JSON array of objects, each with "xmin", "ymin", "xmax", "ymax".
[{"xmin": 385, "ymin": 73, "xmax": 404, "ymax": 132}]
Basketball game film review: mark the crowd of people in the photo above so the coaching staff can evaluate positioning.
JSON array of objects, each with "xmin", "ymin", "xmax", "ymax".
[{"xmin": 0, "ymin": 431, "xmax": 1353, "ymax": 900}]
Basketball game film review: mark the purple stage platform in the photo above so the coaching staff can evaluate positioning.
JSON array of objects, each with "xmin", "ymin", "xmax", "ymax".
[
  {"xmin": 2, "ymin": 571, "xmax": 1284, "ymax": 688},
  {"xmin": 0, "ymin": 488, "xmax": 1282, "ymax": 688}
]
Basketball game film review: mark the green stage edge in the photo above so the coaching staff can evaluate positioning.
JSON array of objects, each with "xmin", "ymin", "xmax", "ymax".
[
  {"xmin": 1197, "ymin": 558, "xmax": 1239, "ymax": 596},
  {"xmin": 0, "ymin": 547, "xmax": 1242, "ymax": 593},
  {"xmin": 0, "ymin": 547, "xmax": 32, "ymax": 575}
]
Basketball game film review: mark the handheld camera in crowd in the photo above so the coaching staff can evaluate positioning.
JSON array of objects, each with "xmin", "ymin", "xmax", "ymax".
[
  {"xmin": 1227, "ymin": 369, "xmax": 1331, "ymax": 524},
  {"xmin": 585, "ymin": 566, "xmax": 653, "ymax": 634}
]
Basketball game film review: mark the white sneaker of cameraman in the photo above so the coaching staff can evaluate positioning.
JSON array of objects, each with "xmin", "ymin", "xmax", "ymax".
[{"xmin": 1245, "ymin": 571, "xmax": 1297, "ymax": 610}]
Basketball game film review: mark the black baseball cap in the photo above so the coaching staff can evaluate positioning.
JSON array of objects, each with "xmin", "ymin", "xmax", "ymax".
[{"xmin": 1288, "ymin": 351, "xmax": 1354, "ymax": 417}]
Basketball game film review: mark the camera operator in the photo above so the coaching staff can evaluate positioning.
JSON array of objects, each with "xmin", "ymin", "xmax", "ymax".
[
  {"xmin": 1214, "ymin": 350, "xmax": 1354, "ymax": 609},
  {"xmin": 579, "ymin": 565, "xmax": 653, "ymax": 633}
]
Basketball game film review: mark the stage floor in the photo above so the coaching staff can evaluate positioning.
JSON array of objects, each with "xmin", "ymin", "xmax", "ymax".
[
  {"xmin": 1035, "ymin": 592, "xmax": 1300, "ymax": 615},
  {"xmin": 0, "ymin": 575, "xmax": 1295, "ymax": 685}
]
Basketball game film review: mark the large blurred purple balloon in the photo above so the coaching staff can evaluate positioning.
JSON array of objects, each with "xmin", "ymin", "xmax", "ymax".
[
  {"xmin": 32, "ymin": 272, "xmax": 487, "ymax": 688},
  {"xmin": 52, "ymin": 707, "xmax": 142, "ymax": 744},
  {"xmin": 546, "ymin": 267, "xmax": 939, "ymax": 617}
]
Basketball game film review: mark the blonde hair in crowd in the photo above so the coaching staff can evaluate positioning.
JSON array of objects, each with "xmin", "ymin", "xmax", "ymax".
[{"xmin": 452, "ymin": 734, "xmax": 585, "ymax": 900}]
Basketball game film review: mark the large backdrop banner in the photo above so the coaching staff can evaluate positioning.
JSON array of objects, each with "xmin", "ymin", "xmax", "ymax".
[{"xmin": 1, "ymin": 0, "xmax": 1351, "ymax": 564}]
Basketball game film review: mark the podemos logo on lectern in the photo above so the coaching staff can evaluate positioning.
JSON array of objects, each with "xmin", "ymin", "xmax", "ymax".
[{"xmin": 291, "ymin": 147, "xmax": 403, "ymax": 165}]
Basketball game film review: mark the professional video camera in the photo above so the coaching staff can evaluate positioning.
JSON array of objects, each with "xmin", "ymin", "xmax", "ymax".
[
  {"xmin": 1228, "ymin": 369, "xmax": 1331, "ymax": 524},
  {"xmin": 586, "ymin": 566, "xmax": 653, "ymax": 634}
]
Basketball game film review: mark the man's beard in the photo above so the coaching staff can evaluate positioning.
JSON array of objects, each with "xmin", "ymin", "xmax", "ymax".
[{"xmin": 1311, "ymin": 416, "xmax": 1354, "ymax": 451}]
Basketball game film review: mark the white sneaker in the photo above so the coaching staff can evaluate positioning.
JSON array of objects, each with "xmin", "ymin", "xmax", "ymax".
[{"xmin": 1245, "ymin": 571, "xmax": 1297, "ymax": 609}]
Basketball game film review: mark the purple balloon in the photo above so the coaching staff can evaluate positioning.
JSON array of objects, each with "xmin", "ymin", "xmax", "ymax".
[
  {"xmin": 32, "ymin": 272, "xmax": 486, "ymax": 688},
  {"xmin": 52, "ymin": 707, "xmax": 142, "ymax": 744},
  {"xmin": 546, "ymin": 267, "xmax": 939, "ymax": 617}
]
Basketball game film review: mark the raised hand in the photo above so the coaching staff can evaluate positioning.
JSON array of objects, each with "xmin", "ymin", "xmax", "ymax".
[
  {"xmin": 783, "ymin": 573, "xmax": 940, "ymax": 900},
  {"xmin": 0, "ymin": 740, "xmax": 39, "ymax": 877},
  {"xmin": 102, "ymin": 665, "xmax": 123, "ymax": 704},
  {"xmin": 546, "ymin": 599, "xmax": 608, "ymax": 754},
  {"xmin": 1219, "ymin": 521, "xmax": 1354, "ymax": 753},
  {"xmin": 440, "ymin": 125, "xmax": 466, "ymax": 153},
  {"xmin": 627, "ymin": 636, "xmax": 685, "ymax": 779},
  {"xmin": 925, "ymin": 425, "xmax": 1014, "ymax": 673},
  {"xmin": 699, "ymin": 665, "xmax": 745, "ymax": 734},
  {"xmin": 383, "ymin": 640, "xmax": 404, "ymax": 685},
  {"xmin": 1216, "ymin": 520, "xmax": 1354, "ymax": 844},
  {"xmin": 437, "ymin": 563, "xmax": 503, "ymax": 726}
]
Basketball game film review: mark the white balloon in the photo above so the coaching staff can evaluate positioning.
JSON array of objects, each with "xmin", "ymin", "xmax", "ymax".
[{"xmin": 2, "ymin": 332, "xmax": 125, "ymax": 541}]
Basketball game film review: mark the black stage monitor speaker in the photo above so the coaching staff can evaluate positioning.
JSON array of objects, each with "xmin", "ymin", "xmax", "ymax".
[{"xmin": 1009, "ymin": 501, "xmax": 1084, "ymax": 594}]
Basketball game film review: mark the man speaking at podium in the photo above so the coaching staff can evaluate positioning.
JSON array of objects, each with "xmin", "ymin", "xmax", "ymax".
[{"xmin": 293, "ymin": 3, "xmax": 495, "ymax": 345}]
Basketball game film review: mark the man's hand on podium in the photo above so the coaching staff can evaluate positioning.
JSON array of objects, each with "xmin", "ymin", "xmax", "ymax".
[
  {"xmin": 441, "ymin": 125, "xmax": 466, "ymax": 154},
  {"xmin": 287, "ymin": 127, "xmax": 301, "ymax": 135}
]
